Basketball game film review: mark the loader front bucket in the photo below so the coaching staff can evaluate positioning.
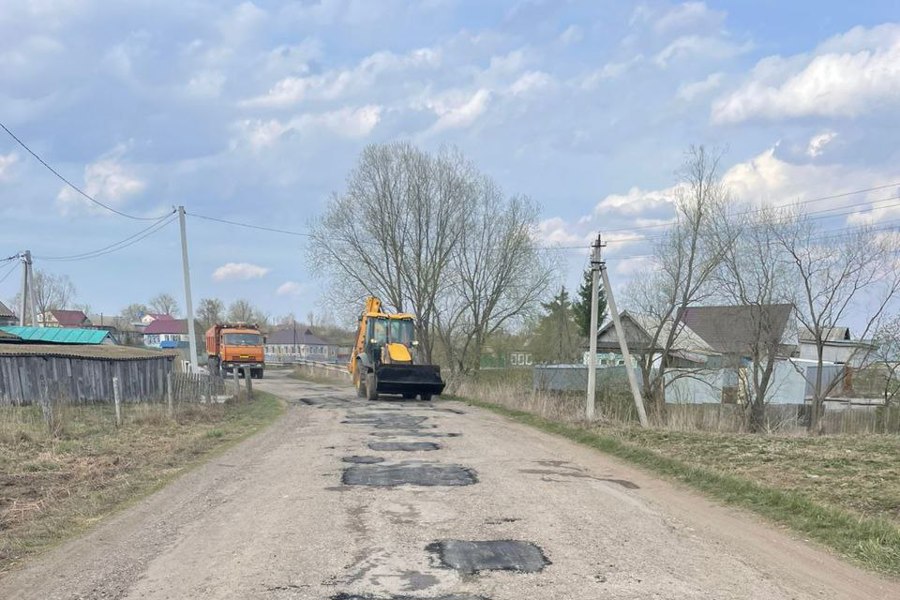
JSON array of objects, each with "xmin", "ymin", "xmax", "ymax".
[{"xmin": 375, "ymin": 364, "xmax": 446, "ymax": 398}]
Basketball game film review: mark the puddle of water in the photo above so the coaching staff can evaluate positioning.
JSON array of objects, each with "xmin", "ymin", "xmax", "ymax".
[
  {"xmin": 427, "ymin": 540, "xmax": 550, "ymax": 575},
  {"xmin": 342, "ymin": 462, "xmax": 478, "ymax": 487},
  {"xmin": 368, "ymin": 442, "xmax": 440, "ymax": 452}
]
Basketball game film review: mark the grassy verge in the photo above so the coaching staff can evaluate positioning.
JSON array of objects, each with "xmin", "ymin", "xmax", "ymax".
[
  {"xmin": 459, "ymin": 396, "xmax": 900, "ymax": 577},
  {"xmin": 0, "ymin": 392, "xmax": 284, "ymax": 575}
]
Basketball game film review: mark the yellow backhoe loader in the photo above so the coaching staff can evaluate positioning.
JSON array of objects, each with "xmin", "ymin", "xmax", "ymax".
[{"xmin": 348, "ymin": 297, "xmax": 445, "ymax": 401}]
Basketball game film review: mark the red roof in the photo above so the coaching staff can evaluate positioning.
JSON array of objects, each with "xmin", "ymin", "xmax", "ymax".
[
  {"xmin": 51, "ymin": 310, "xmax": 89, "ymax": 327},
  {"xmin": 143, "ymin": 318, "xmax": 188, "ymax": 335},
  {"xmin": 147, "ymin": 313, "xmax": 176, "ymax": 321}
]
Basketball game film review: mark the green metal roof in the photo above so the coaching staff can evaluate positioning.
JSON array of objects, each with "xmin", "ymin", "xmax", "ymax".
[{"xmin": 0, "ymin": 326, "xmax": 112, "ymax": 345}]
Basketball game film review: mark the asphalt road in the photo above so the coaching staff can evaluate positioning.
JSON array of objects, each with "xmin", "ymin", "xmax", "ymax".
[{"xmin": 1, "ymin": 370, "xmax": 898, "ymax": 599}]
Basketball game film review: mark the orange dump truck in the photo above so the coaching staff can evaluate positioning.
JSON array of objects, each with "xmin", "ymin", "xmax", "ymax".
[{"xmin": 205, "ymin": 323, "xmax": 265, "ymax": 379}]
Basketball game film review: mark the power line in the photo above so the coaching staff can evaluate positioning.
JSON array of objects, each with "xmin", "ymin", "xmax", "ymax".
[
  {"xmin": 0, "ymin": 121, "xmax": 171, "ymax": 221},
  {"xmin": 600, "ymin": 181, "xmax": 900, "ymax": 235},
  {"xmin": 186, "ymin": 211, "xmax": 311, "ymax": 237},
  {"xmin": 34, "ymin": 213, "xmax": 178, "ymax": 262},
  {"xmin": 0, "ymin": 260, "xmax": 19, "ymax": 285}
]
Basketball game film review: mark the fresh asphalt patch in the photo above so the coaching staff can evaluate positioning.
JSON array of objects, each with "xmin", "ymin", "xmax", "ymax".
[
  {"xmin": 369, "ymin": 431, "xmax": 461, "ymax": 438},
  {"xmin": 331, "ymin": 594, "xmax": 489, "ymax": 600},
  {"xmin": 427, "ymin": 540, "xmax": 550, "ymax": 575},
  {"xmin": 367, "ymin": 441, "xmax": 441, "ymax": 452},
  {"xmin": 342, "ymin": 456, "xmax": 386, "ymax": 464},
  {"xmin": 342, "ymin": 462, "xmax": 478, "ymax": 487}
]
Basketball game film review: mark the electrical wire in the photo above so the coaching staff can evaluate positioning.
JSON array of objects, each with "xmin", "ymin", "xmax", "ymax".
[
  {"xmin": 34, "ymin": 213, "xmax": 178, "ymax": 262},
  {"xmin": 0, "ymin": 121, "xmax": 171, "ymax": 221},
  {"xmin": 0, "ymin": 260, "xmax": 19, "ymax": 285},
  {"xmin": 186, "ymin": 211, "xmax": 311, "ymax": 237}
]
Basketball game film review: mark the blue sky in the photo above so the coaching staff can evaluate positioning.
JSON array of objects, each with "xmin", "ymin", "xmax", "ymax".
[{"xmin": 2, "ymin": 1, "xmax": 899, "ymax": 324}]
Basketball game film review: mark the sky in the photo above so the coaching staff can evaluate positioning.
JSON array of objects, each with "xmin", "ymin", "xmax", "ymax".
[{"xmin": 1, "ymin": 0, "xmax": 899, "ymax": 325}]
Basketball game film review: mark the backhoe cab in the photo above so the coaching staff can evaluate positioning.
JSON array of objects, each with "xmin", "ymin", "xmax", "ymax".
[{"xmin": 348, "ymin": 297, "xmax": 445, "ymax": 401}]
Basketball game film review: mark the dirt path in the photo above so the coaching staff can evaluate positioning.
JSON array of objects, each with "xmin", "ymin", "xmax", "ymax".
[{"xmin": 1, "ymin": 371, "xmax": 897, "ymax": 599}]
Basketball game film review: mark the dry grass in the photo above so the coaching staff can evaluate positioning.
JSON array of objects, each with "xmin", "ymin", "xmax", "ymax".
[{"xmin": 0, "ymin": 393, "xmax": 283, "ymax": 575}]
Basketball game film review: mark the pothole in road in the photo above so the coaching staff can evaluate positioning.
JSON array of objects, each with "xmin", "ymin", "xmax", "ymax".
[
  {"xmin": 427, "ymin": 540, "xmax": 550, "ymax": 575},
  {"xmin": 342, "ymin": 455, "xmax": 386, "ymax": 464},
  {"xmin": 369, "ymin": 432, "xmax": 460, "ymax": 438},
  {"xmin": 342, "ymin": 462, "xmax": 478, "ymax": 487},
  {"xmin": 331, "ymin": 595, "xmax": 488, "ymax": 600},
  {"xmin": 368, "ymin": 441, "xmax": 440, "ymax": 452}
]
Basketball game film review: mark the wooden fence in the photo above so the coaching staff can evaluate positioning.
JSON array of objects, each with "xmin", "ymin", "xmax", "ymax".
[
  {"xmin": 172, "ymin": 372, "xmax": 230, "ymax": 403},
  {"xmin": 0, "ymin": 350, "xmax": 175, "ymax": 406}
]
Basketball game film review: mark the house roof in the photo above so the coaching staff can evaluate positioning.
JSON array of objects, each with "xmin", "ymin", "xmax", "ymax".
[
  {"xmin": 143, "ymin": 318, "xmax": 196, "ymax": 335},
  {"xmin": 50, "ymin": 309, "xmax": 90, "ymax": 327},
  {"xmin": 0, "ymin": 329, "xmax": 21, "ymax": 342},
  {"xmin": 266, "ymin": 327, "xmax": 330, "ymax": 345},
  {"xmin": 800, "ymin": 326, "xmax": 851, "ymax": 342},
  {"xmin": 0, "ymin": 301, "xmax": 15, "ymax": 319},
  {"xmin": 0, "ymin": 326, "xmax": 112, "ymax": 345},
  {"xmin": 677, "ymin": 304, "xmax": 794, "ymax": 356},
  {"xmin": 0, "ymin": 343, "xmax": 176, "ymax": 360},
  {"xmin": 595, "ymin": 311, "xmax": 717, "ymax": 359}
]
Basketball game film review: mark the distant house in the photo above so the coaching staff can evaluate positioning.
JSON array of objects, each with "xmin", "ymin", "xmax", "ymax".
[
  {"xmin": 594, "ymin": 311, "xmax": 718, "ymax": 368},
  {"xmin": 264, "ymin": 327, "xmax": 344, "ymax": 362},
  {"xmin": 676, "ymin": 304, "xmax": 797, "ymax": 365},
  {"xmin": 88, "ymin": 314, "xmax": 144, "ymax": 346},
  {"xmin": 0, "ymin": 326, "xmax": 116, "ymax": 345},
  {"xmin": 37, "ymin": 309, "xmax": 92, "ymax": 328},
  {"xmin": 798, "ymin": 326, "xmax": 876, "ymax": 367},
  {"xmin": 141, "ymin": 313, "xmax": 176, "ymax": 326},
  {"xmin": 0, "ymin": 301, "xmax": 17, "ymax": 327},
  {"xmin": 143, "ymin": 318, "xmax": 201, "ymax": 349}
]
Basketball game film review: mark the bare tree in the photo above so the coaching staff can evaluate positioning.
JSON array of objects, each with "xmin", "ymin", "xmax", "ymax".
[
  {"xmin": 776, "ymin": 217, "xmax": 900, "ymax": 433},
  {"xmin": 121, "ymin": 303, "xmax": 149, "ymax": 323},
  {"xmin": 26, "ymin": 270, "xmax": 76, "ymax": 322},
  {"xmin": 435, "ymin": 187, "xmax": 552, "ymax": 373},
  {"xmin": 625, "ymin": 145, "xmax": 731, "ymax": 422},
  {"xmin": 197, "ymin": 297, "xmax": 225, "ymax": 330},
  {"xmin": 310, "ymin": 143, "xmax": 485, "ymax": 363},
  {"xmin": 149, "ymin": 293, "xmax": 180, "ymax": 317},
  {"xmin": 713, "ymin": 206, "xmax": 796, "ymax": 432},
  {"xmin": 227, "ymin": 299, "xmax": 255, "ymax": 323},
  {"xmin": 867, "ymin": 315, "xmax": 900, "ymax": 432}
]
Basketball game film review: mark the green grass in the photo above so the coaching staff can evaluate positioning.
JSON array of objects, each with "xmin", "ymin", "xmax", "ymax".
[
  {"xmin": 0, "ymin": 392, "xmax": 284, "ymax": 575},
  {"xmin": 459, "ymin": 396, "xmax": 900, "ymax": 577}
]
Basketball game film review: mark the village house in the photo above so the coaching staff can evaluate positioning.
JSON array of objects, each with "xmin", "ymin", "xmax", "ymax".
[
  {"xmin": 37, "ymin": 309, "xmax": 91, "ymax": 328},
  {"xmin": 142, "ymin": 318, "xmax": 202, "ymax": 349},
  {"xmin": 0, "ymin": 301, "xmax": 17, "ymax": 327},
  {"xmin": 264, "ymin": 327, "xmax": 343, "ymax": 362}
]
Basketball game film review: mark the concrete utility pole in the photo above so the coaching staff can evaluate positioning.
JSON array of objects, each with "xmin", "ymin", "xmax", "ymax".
[
  {"xmin": 18, "ymin": 251, "xmax": 35, "ymax": 326},
  {"xmin": 586, "ymin": 234, "xmax": 603, "ymax": 421},
  {"xmin": 178, "ymin": 206, "xmax": 200, "ymax": 373},
  {"xmin": 19, "ymin": 252, "xmax": 28, "ymax": 326},
  {"xmin": 599, "ymin": 243, "xmax": 650, "ymax": 428}
]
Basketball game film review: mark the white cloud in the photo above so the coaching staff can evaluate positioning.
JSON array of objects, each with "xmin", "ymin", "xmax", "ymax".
[
  {"xmin": 580, "ymin": 55, "xmax": 644, "ymax": 88},
  {"xmin": 0, "ymin": 152, "xmax": 18, "ymax": 181},
  {"xmin": 559, "ymin": 25, "xmax": 583, "ymax": 45},
  {"xmin": 654, "ymin": 35, "xmax": 751, "ymax": 68},
  {"xmin": 427, "ymin": 89, "xmax": 491, "ymax": 132},
  {"xmin": 807, "ymin": 131, "xmax": 837, "ymax": 158},
  {"xmin": 509, "ymin": 71, "xmax": 553, "ymax": 96},
  {"xmin": 676, "ymin": 72, "xmax": 723, "ymax": 101},
  {"xmin": 234, "ymin": 105, "xmax": 382, "ymax": 149},
  {"xmin": 712, "ymin": 24, "xmax": 900, "ymax": 124},
  {"xmin": 276, "ymin": 281, "xmax": 305, "ymax": 297},
  {"xmin": 56, "ymin": 148, "xmax": 146, "ymax": 215},
  {"xmin": 213, "ymin": 262, "xmax": 271, "ymax": 281},
  {"xmin": 186, "ymin": 70, "xmax": 226, "ymax": 98},
  {"xmin": 241, "ymin": 47, "xmax": 440, "ymax": 108},
  {"xmin": 652, "ymin": 2, "xmax": 724, "ymax": 33}
]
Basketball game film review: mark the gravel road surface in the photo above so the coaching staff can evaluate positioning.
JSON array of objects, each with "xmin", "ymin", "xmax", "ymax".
[{"xmin": 1, "ymin": 370, "xmax": 897, "ymax": 599}]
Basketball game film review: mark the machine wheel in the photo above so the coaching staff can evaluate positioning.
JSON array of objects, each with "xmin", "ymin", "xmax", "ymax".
[
  {"xmin": 420, "ymin": 394, "xmax": 433, "ymax": 402},
  {"xmin": 354, "ymin": 363, "xmax": 366, "ymax": 397},
  {"xmin": 402, "ymin": 393, "xmax": 416, "ymax": 400},
  {"xmin": 366, "ymin": 372, "xmax": 379, "ymax": 401}
]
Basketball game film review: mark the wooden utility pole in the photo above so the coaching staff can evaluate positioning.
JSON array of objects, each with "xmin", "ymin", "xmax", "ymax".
[
  {"xmin": 599, "ymin": 245, "xmax": 650, "ymax": 428},
  {"xmin": 113, "ymin": 376, "xmax": 123, "ymax": 428},
  {"xmin": 586, "ymin": 234, "xmax": 603, "ymax": 421}
]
